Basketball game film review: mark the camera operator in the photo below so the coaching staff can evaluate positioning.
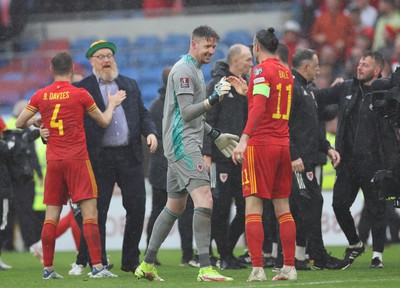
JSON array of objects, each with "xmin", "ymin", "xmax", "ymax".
[
  {"xmin": 0, "ymin": 116, "xmax": 13, "ymax": 270},
  {"xmin": 2, "ymin": 125, "xmax": 43, "ymax": 252},
  {"xmin": 370, "ymin": 67, "xmax": 400, "ymax": 208},
  {"xmin": 314, "ymin": 51, "xmax": 397, "ymax": 269}
]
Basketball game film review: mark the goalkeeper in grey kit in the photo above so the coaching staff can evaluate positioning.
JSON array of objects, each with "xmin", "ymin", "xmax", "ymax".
[{"xmin": 135, "ymin": 25, "xmax": 237, "ymax": 282}]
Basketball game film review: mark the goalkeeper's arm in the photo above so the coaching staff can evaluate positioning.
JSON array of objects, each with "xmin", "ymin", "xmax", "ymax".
[{"xmin": 204, "ymin": 123, "xmax": 239, "ymax": 158}]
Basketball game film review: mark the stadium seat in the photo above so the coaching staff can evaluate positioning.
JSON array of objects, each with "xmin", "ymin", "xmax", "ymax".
[
  {"xmin": 17, "ymin": 39, "xmax": 41, "ymax": 52},
  {"xmin": 69, "ymin": 36, "xmax": 98, "ymax": 53},
  {"xmin": 163, "ymin": 33, "xmax": 190, "ymax": 48},
  {"xmin": 0, "ymin": 72, "xmax": 24, "ymax": 81},
  {"xmin": 106, "ymin": 36, "xmax": 130, "ymax": 54},
  {"xmin": 222, "ymin": 29, "xmax": 253, "ymax": 47},
  {"xmin": 38, "ymin": 39, "xmax": 70, "ymax": 51},
  {"xmin": 130, "ymin": 51, "xmax": 160, "ymax": 68},
  {"xmin": 130, "ymin": 35, "xmax": 162, "ymax": 51},
  {"xmin": 118, "ymin": 68, "xmax": 139, "ymax": 80},
  {"xmin": 139, "ymin": 83, "xmax": 159, "ymax": 108},
  {"xmin": 138, "ymin": 67, "xmax": 164, "ymax": 87},
  {"xmin": 160, "ymin": 50, "xmax": 181, "ymax": 67}
]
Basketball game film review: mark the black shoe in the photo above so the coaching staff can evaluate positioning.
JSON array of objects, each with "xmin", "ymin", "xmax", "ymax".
[
  {"xmin": 237, "ymin": 250, "xmax": 252, "ymax": 264},
  {"xmin": 313, "ymin": 256, "xmax": 351, "ymax": 270},
  {"xmin": 121, "ymin": 263, "xmax": 139, "ymax": 273},
  {"xmin": 209, "ymin": 255, "xmax": 219, "ymax": 267},
  {"xmin": 295, "ymin": 259, "xmax": 310, "ymax": 270},
  {"xmin": 344, "ymin": 243, "xmax": 366, "ymax": 263},
  {"xmin": 263, "ymin": 256, "xmax": 276, "ymax": 268},
  {"xmin": 188, "ymin": 254, "xmax": 200, "ymax": 268},
  {"xmin": 370, "ymin": 257, "xmax": 384, "ymax": 269},
  {"xmin": 219, "ymin": 256, "xmax": 246, "ymax": 270}
]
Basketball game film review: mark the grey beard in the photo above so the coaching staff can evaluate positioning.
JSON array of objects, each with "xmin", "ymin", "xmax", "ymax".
[{"xmin": 93, "ymin": 66, "xmax": 119, "ymax": 83}]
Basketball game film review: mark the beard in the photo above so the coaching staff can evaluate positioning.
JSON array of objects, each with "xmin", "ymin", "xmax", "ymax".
[
  {"xmin": 94, "ymin": 63, "xmax": 119, "ymax": 83},
  {"xmin": 358, "ymin": 72, "xmax": 374, "ymax": 84}
]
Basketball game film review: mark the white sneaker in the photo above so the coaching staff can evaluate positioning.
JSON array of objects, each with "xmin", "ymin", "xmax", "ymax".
[
  {"xmin": 90, "ymin": 266, "xmax": 118, "ymax": 278},
  {"xmin": 29, "ymin": 242, "xmax": 43, "ymax": 263},
  {"xmin": 69, "ymin": 263, "xmax": 85, "ymax": 275},
  {"xmin": 272, "ymin": 265, "xmax": 297, "ymax": 281},
  {"xmin": 0, "ymin": 258, "xmax": 12, "ymax": 269},
  {"xmin": 247, "ymin": 267, "xmax": 267, "ymax": 282}
]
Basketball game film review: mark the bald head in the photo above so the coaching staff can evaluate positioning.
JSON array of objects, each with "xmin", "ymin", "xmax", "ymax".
[{"xmin": 227, "ymin": 44, "xmax": 253, "ymax": 77}]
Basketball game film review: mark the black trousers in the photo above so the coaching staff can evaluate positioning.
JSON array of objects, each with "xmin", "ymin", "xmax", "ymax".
[
  {"xmin": 211, "ymin": 162, "xmax": 245, "ymax": 259},
  {"xmin": 94, "ymin": 146, "xmax": 146, "ymax": 268},
  {"xmin": 290, "ymin": 165, "xmax": 327, "ymax": 262},
  {"xmin": 0, "ymin": 197, "xmax": 12, "ymax": 253},
  {"xmin": 11, "ymin": 179, "xmax": 43, "ymax": 249},
  {"xmin": 333, "ymin": 157, "xmax": 386, "ymax": 252}
]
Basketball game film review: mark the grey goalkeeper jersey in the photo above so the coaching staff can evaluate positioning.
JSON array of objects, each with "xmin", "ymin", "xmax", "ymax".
[{"xmin": 163, "ymin": 54, "xmax": 207, "ymax": 162}]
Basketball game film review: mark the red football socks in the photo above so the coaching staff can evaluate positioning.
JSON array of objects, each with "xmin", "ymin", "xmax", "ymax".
[
  {"xmin": 83, "ymin": 218, "xmax": 102, "ymax": 266},
  {"xmin": 245, "ymin": 213, "xmax": 264, "ymax": 267},
  {"xmin": 278, "ymin": 212, "xmax": 296, "ymax": 266}
]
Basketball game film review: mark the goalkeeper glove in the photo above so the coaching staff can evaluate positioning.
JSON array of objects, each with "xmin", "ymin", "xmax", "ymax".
[
  {"xmin": 205, "ymin": 76, "xmax": 231, "ymax": 108},
  {"xmin": 207, "ymin": 128, "xmax": 239, "ymax": 158}
]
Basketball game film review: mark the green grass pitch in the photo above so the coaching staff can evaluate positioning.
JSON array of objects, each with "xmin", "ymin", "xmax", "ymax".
[{"xmin": 1, "ymin": 245, "xmax": 400, "ymax": 287}]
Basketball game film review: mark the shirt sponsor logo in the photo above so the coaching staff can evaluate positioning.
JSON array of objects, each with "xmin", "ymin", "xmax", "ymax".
[
  {"xmin": 306, "ymin": 171, "xmax": 314, "ymax": 181},
  {"xmin": 219, "ymin": 173, "xmax": 228, "ymax": 183},
  {"xmin": 254, "ymin": 67, "xmax": 263, "ymax": 76},
  {"xmin": 253, "ymin": 77, "xmax": 265, "ymax": 84},
  {"xmin": 180, "ymin": 77, "xmax": 190, "ymax": 88},
  {"xmin": 197, "ymin": 164, "xmax": 204, "ymax": 172}
]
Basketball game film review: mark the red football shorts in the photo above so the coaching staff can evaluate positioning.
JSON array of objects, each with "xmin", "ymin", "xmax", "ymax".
[
  {"xmin": 44, "ymin": 159, "xmax": 98, "ymax": 206},
  {"xmin": 242, "ymin": 144, "xmax": 292, "ymax": 199}
]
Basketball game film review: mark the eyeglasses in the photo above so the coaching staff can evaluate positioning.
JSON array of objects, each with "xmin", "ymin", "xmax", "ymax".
[{"xmin": 91, "ymin": 54, "xmax": 114, "ymax": 61}]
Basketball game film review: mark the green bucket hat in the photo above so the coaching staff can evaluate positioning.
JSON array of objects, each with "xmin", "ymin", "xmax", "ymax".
[{"xmin": 86, "ymin": 40, "xmax": 116, "ymax": 59}]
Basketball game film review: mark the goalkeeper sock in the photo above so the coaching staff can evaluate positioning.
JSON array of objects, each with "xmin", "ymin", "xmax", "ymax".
[
  {"xmin": 193, "ymin": 207, "xmax": 212, "ymax": 268},
  {"xmin": 145, "ymin": 207, "xmax": 179, "ymax": 264},
  {"xmin": 41, "ymin": 219, "xmax": 57, "ymax": 267}
]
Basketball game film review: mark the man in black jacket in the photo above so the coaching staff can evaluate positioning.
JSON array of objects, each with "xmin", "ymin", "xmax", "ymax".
[
  {"xmin": 289, "ymin": 48, "xmax": 349, "ymax": 270},
  {"xmin": 72, "ymin": 40, "xmax": 157, "ymax": 274},
  {"xmin": 315, "ymin": 51, "xmax": 397, "ymax": 268},
  {"xmin": 0, "ymin": 116, "xmax": 12, "ymax": 270},
  {"xmin": 203, "ymin": 44, "xmax": 252, "ymax": 269}
]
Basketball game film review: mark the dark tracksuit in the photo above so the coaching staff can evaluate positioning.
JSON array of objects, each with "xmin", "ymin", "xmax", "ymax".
[
  {"xmin": 316, "ymin": 79, "xmax": 397, "ymax": 253},
  {"xmin": 289, "ymin": 70, "xmax": 333, "ymax": 265},
  {"xmin": 202, "ymin": 60, "xmax": 247, "ymax": 261}
]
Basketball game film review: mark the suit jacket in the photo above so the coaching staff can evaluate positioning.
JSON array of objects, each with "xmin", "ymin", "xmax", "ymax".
[{"xmin": 75, "ymin": 74, "xmax": 157, "ymax": 163}]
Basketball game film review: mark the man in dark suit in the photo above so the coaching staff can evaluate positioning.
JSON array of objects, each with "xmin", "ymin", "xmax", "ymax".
[{"xmin": 74, "ymin": 40, "xmax": 157, "ymax": 274}]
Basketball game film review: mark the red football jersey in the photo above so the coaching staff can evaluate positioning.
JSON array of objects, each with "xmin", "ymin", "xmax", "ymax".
[
  {"xmin": 246, "ymin": 58, "xmax": 293, "ymax": 146},
  {"xmin": 26, "ymin": 81, "xmax": 97, "ymax": 160},
  {"xmin": 0, "ymin": 115, "xmax": 6, "ymax": 132}
]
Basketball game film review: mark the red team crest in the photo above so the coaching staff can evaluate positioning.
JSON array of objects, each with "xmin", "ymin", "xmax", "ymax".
[
  {"xmin": 197, "ymin": 164, "xmax": 204, "ymax": 171},
  {"xmin": 306, "ymin": 171, "xmax": 314, "ymax": 181},
  {"xmin": 180, "ymin": 77, "xmax": 190, "ymax": 88},
  {"xmin": 219, "ymin": 173, "xmax": 228, "ymax": 183}
]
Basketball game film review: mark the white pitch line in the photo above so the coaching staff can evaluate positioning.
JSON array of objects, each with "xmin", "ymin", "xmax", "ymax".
[{"xmin": 242, "ymin": 277, "xmax": 400, "ymax": 288}]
